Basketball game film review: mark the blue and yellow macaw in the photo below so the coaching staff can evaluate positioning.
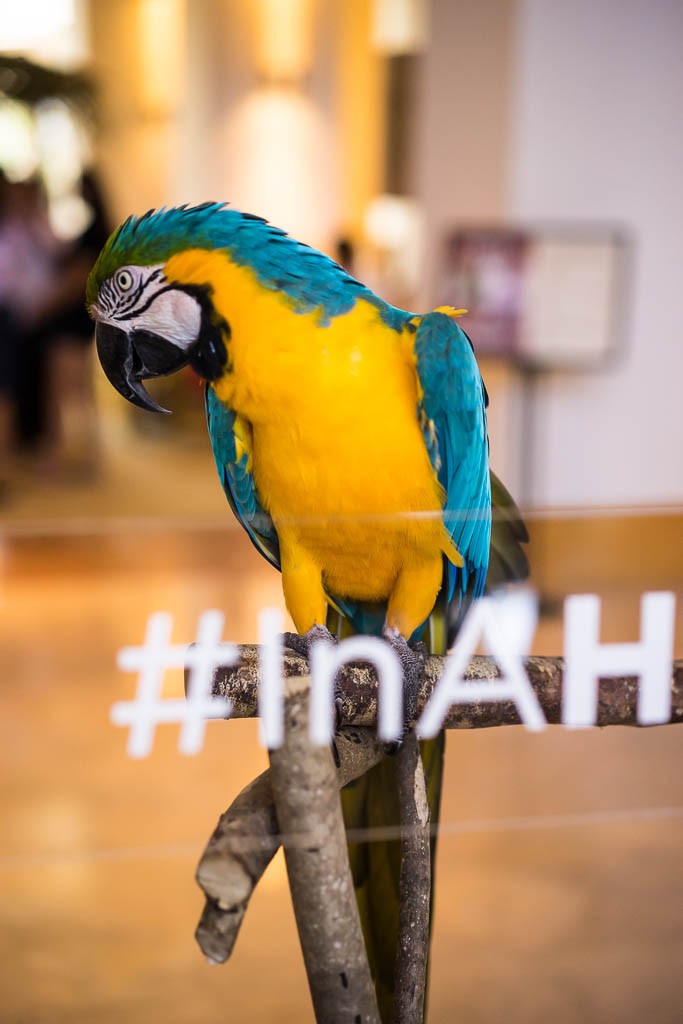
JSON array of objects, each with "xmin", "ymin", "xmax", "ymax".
[{"xmin": 87, "ymin": 203, "xmax": 527, "ymax": 1021}]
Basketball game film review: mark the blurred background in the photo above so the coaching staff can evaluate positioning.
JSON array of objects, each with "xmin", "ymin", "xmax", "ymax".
[{"xmin": 0, "ymin": 1, "xmax": 681, "ymax": 1021}]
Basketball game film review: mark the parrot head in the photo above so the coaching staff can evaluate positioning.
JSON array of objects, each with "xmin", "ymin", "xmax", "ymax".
[
  {"xmin": 88, "ymin": 201, "xmax": 387, "ymax": 412},
  {"xmin": 86, "ymin": 204, "xmax": 232, "ymax": 413}
]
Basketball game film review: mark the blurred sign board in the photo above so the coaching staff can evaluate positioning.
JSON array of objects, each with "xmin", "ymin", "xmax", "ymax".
[{"xmin": 437, "ymin": 227, "xmax": 626, "ymax": 369}]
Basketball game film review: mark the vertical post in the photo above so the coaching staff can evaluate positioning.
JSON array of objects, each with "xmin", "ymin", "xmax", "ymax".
[
  {"xmin": 268, "ymin": 677, "xmax": 381, "ymax": 1024},
  {"xmin": 392, "ymin": 734, "xmax": 431, "ymax": 1023}
]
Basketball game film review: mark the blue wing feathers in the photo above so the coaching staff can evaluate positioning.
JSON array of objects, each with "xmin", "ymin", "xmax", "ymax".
[
  {"xmin": 204, "ymin": 385, "xmax": 281, "ymax": 569},
  {"xmin": 414, "ymin": 312, "xmax": 491, "ymax": 612}
]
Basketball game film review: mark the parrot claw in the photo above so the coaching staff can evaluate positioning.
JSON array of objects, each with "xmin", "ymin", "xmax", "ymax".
[
  {"xmin": 331, "ymin": 689, "xmax": 346, "ymax": 768},
  {"xmin": 382, "ymin": 629, "xmax": 427, "ymax": 751},
  {"xmin": 282, "ymin": 624, "xmax": 341, "ymax": 716},
  {"xmin": 282, "ymin": 626, "xmax": 343, "ymax": 762},
  {"xmin": 282, "ymin": 624, "xmax": 336, "ymax": 660}
]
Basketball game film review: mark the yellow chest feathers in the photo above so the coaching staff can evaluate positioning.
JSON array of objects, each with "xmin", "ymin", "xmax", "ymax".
[{"xmin": 165, "ymin": 249, "xmax": 447, "ymax": 557}]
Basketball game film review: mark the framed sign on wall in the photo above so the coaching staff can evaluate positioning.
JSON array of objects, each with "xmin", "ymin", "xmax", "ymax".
[{"xmin": 436, "ymin": 226, "xmax": 628, "ymax": 370}]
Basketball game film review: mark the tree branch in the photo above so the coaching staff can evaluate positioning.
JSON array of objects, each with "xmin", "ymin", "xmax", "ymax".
[
  {"xmin": 392, "ymin": 734, "xmax": 431, "ymax": 1024},
  {"xmin": 195, "ymin": 769, "xmax": 276, "ymax": 964},
  {"xmin": 211, "ymin": 650, "xmax": 683, "ymax": 728},
  {"xmin": 196, "ymin": 654, "xmax": 682, "ymax": 986},
  {"xmin": 196, "ymin": 721, "xmax": 385, "ymax": 964},
  {"xmin": 268, "ymin": 676, "xmax": 381, "ymax": 1023}
]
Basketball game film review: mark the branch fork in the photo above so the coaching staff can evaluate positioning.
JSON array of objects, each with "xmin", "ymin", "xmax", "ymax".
[{"xmin": 195, "ymin": 653, "xmax": 682, "ymax": 1021}]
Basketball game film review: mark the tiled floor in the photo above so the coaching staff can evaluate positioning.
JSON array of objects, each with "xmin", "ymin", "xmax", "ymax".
[{"xmin": 1, "ymin": 435, "xmax": 681, "ymax": 1022}]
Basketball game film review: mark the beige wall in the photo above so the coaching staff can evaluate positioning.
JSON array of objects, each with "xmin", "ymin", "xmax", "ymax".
[
  {"xmin": 415, "ymin": 0, "xmax": 516, "ymax": 238},
  {"xmin": 415, "ymin": 0, "xmax": 524, "ymax": 498},
  {"xmin": 509, "ymin": 0, "xmax": 683, "ymax": 508},
  {"xmin": 414, "ymin": 0, "xmax": 683, "ymax": 509}
]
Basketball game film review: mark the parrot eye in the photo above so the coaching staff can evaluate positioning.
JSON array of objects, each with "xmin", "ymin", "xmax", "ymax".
[{"xmin": 116, "ymin": 269, "xmax": 134, "ymax": 292}]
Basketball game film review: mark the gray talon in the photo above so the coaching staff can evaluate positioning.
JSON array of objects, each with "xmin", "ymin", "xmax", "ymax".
[
  {"xmin": 383, "ymin": 629, "xmax": 427, "ymax": 741},
  {"xmin": 283, "ymin": 624, "xmax": 335, "ymax": 660},
  {"xmin": 282, "ymin": 625, "xmax": 342, "ymax": 762},
  {"xmin": 334, "ymin": 692, "xmax": 344, "ymax": 732}
]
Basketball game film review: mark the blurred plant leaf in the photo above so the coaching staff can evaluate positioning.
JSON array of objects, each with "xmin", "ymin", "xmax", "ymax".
[{"xmin": 0, "ymin": 55, "xmax": 93, "ymax": 114}]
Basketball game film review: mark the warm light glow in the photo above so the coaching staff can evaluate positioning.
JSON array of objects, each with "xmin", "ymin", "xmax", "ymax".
[
  {"xmin": 371, "ymin": 0, "xmax": 427, "ymax": 54},
  {"xmin": 34, "ymin": 99, "xmax": 90, "ymax": 238},
  {"xmin": 0, "ymin": 101, "xmax": 38, "ymax": 181},
  {"xmin": 256, "ymin": 0, "xmax": 314, "ymax": 83},
  {"xmin": 365, "ymin": 193, "xmax": 420, "ymax": 251},
  {"xmin": 137, "ymin": 0, "xmax": 185, "ymax": 116},
  {"xmin": 0, "ymin": 0, "xmax": 88, "ymax": 68},
  {"xmin": 0, "ymin": 0, "xmax": 75, "ymax": 48},
  {"xmin": 226, "ymin": 87, "xmax": 333, "ymax": 250},
  {"xmin": 364, "ymin": 193, "xmax": 423, "ymax": 304},
  {"xmin": 35, "ymin": 100, "xmax": 83, "ymax": 191}
]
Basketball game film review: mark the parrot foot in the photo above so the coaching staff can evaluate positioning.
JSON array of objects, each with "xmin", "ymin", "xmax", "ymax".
[
  {"xmin": 283, "ymin": 626, "xmax": 344, "ymax": 760},
  {"xmin": 383, "ymin": 629, "xmax": 427, "ymax": 749},
  {"xmin": 282, "ymin": 624, "xmax": 336, "ymax": 659}
]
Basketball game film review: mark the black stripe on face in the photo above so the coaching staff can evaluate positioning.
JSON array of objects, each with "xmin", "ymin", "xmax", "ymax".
[
  {"xmin": 114, "ymin": 283, "xmax": 179, "ymax": 322},
  {"xmin": 97, "ymin": 267, "xmax": 166, "ymax": 319},
  {"xmin": 115, "ymin": 268, "xmax": 165, "ymax": 316}
]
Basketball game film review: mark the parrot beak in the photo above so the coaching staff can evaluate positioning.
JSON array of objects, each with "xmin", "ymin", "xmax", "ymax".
[{"xmin": 95, "ymin": 322, "xmax": 191, "ymax": 414}]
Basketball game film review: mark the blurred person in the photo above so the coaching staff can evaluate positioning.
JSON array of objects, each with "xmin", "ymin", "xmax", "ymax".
[
  {"xmin": 0, "ymin": 173, "xmax": 60, "ymax": 492},
  {"xmin": 0, "ymin": 300, "xmax": 14, "ymax": 494},
  {"xmin": 37, "ymin": 171, "xmax": 110, "ymax": 477},
  {"xmin": 0, "ymin": 172, "xmax": 17, "ymax": 494},
  {"xmin": 335, "ymin": 235, "xmax": 356, "ymax": 275}
]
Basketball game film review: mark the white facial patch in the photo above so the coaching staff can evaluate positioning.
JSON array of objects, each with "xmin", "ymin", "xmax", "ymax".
[
  {"xmin": 130, "ymin": 288, "xmax": 202, "ymax": 350},
  {"xmin": 93, "ymin": 263, "xmax": 202, "ymax": 351}
]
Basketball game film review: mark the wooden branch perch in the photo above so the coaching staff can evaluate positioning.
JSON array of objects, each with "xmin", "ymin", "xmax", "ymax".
[
  {"xmin": 196, "ymin": 723, "xmax": 385, "ymax": 964},
  {"xmin": 392, "ymin": 735, "xmax": 431, "ymax": 1024},
  {"xmin": 196, "ymin": 651, "xmax": 682, "ymax": 1012},
  {"xmin": 268, "ymin": 677, "xmax": 380, "ymax": 1023},
  {"xmin": 211, "ymin": 649, "xmax": 683, "ymax": 728}
]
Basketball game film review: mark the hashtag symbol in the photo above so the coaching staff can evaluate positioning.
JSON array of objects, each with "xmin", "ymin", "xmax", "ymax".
[{"xmin": 111, "ymin": 610, "xmax": 237, "ymax": 758}]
